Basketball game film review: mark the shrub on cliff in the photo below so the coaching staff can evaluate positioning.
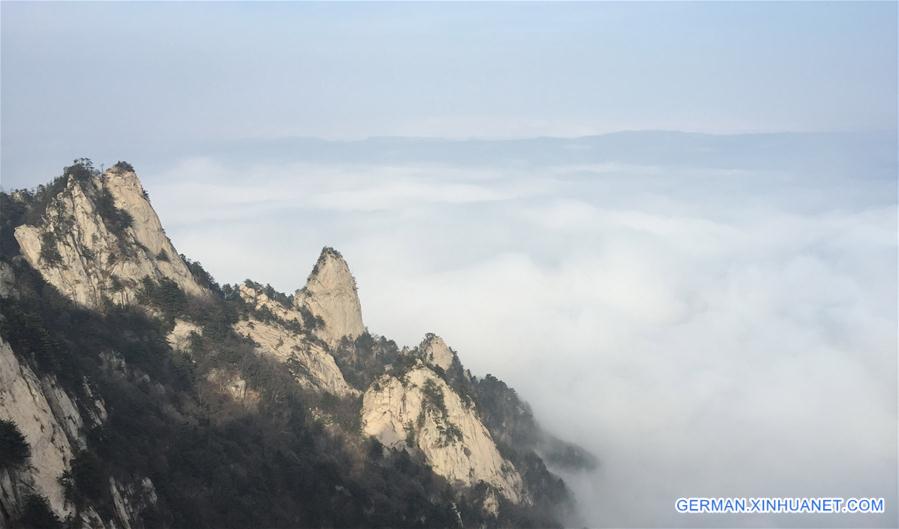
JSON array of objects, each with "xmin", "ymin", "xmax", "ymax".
[{"xmin": 0, "ymin": 419, "xmax": 30, "ymax": 470}]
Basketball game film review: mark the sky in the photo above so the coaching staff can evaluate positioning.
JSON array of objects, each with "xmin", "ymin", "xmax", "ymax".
[
  {"xmin": 2, "ymin": 2, "xmax": 898, "ymax": 528},
  {"xmin": 1, "ymin": 1, "xmax": 897, "ymax": 186}
]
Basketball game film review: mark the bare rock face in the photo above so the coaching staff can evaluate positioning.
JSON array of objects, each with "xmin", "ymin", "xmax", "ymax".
[
  {"xmin": 166, "ymin": 319, "xmax": 202, "ymax": 352},
  {"xmin": 0, "ymin": 337, "xmax": 160, "ymax": 529},
  {"xmin": 295, "ymin": 248, "xmax": 364, "ymax": 346},
  {"xmin": 233, "ymin": 318, "xmax": 357, "ymax": 397},
  {"xmin": 13, "ymin": 167, "xmax": 207, "ymax": 309},
  {"xmin": 419, "ymin": 334, "xmax": 456, "ymax": 372},
  {"xmin": 108, "ymin": 476, "xmax": 159, "ymax": 529},
  {"xmin": 0, "ymin": 339, "xmax": 80, "ymax": 517},
  {"xmin": 361, "ymin": 365, "xmax": 526, "ymax": 505},
  {"xmin": 233, "ymin": 280, "xmax": 357, "ymax": 397},
  {"xmin": 238, "ymin": 282, "xmax": 301, "ymax": 325}
]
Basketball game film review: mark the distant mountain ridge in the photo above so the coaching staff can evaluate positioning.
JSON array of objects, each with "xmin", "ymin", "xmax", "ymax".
[
  {"xmin": 0, "ymin": 159, "xmax": 594, "ymax": 529},
  {"xmin": 5, "ymin": 130, "xmax": 895, "ymax": 192}
]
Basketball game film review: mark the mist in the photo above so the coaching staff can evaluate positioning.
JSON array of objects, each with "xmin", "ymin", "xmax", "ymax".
[
  {"xmin": 121, "ymin": 132, "xmax": 897, "ymax": 528},
  {"xmin": 2, "ymin": 2, "xmax": 896, "ymax": 526}
]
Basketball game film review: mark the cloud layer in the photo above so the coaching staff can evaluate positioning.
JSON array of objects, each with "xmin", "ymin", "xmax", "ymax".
[{"xmin": 143, "ymin": 134, "xmax": 896, "ymax": 528}]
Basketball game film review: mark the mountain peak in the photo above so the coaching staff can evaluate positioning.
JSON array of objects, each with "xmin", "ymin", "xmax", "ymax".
[
  {"xmin": 295, "ymin": 247, "xmax": 364, "ymax": 345},
  {"xmin": 419, "ymin": 333, "xmax": 456, "ymax": 371},
  {"xmin": 12, "ymin": 162, "xmax": 207, "ymax": 309}
]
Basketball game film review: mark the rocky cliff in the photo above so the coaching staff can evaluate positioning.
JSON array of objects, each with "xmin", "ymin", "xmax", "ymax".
[
  {"xmin": 0, "ymin": 160, "xmax": 590, "ymax": 529},
  {"xmin": 12, "ymin": 162, "xmax": 206, "ymax": 310},
  {"xmin": 233, "ymin": 316, "xmax": 357, "ymax": 397},
  {"xmin": 295, "ymin": 247, "xmax": 364, "ymax": 346},
  {"xmin": 419, "ymin": 333, "xmax": 458, "ymax": 372},
  {"xmin": 0, "ymin": 338, "xmax": 82, "ymax": 518},
  {"xmin": 362, "ymin": 364, "xmax": 526, "ymax": 506},
  {"xmin": 0, "ymin": 333, "xmax": 158, "ymax": 529}
]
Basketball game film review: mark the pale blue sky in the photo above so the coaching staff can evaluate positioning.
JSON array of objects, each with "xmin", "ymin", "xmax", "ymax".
[{"xmin": 1, "ymin": 1, "xmax": 896, "ymax": 186}]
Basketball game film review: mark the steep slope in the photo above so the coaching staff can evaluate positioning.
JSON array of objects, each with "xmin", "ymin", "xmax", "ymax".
[
  {"xmin": 0, "ymin": 160, "xmax": 593, "ymax": 529},
  {"xmin": 233, "ymin": 317, "xmax": 357, "ymax": 397},
  {"xmin": 419, "ymin": 333, "xmax": 457, "ymax": 372},
  {"xmin": 11, "ymin": 161, "xmax": 206, "ymax": 309},
  {"xmin": 362, "ymin": 363, "xmax": 526, "ymax": 506},
  {"xmin": 233, "ymin": 281, "xmax": 357, "ymax": 396},
  {"xmin": 0, "ymin": 338, "xmax": 83, "ymax": 518},
  {"xmin": 0, "ymin": 321, "xmax": 158, "ymax": 529},
  {"xmin": 295, "ymin": 247, "xmax": 364, "ymax": 346}
]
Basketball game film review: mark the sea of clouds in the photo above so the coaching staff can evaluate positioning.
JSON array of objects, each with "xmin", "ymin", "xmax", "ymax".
[{"xmin": 141, "ymin": 132, "xmax": 896, "ymax": 528}]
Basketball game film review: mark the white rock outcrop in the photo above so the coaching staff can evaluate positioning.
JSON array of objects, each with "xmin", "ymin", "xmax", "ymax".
[
  {"xmin": 108, "ymin": 476, "xmax": 159, "ymax": 529},
  {"xmin": 233, "ymin": 318, "xmax": 357, "ymax": 397},
  {"xmin": 419, "ymin": 334, "xmax": 456, "ymax": 372},
  {"xmin": 238, "ymin": 282, "xmax": 302, "ymax": 325},
  {"xmin": 13, "ymin": 167, "xmax": 207, "ymax": 309},
  {"xmin": 0, "ymin": 339, "xmax": 80, "ymax": 517},
  {"xmin": 166, "ymin": 319, "xmax": 202, "ymax": 352},
  {"xmin": 0, "ymin": 340, "xmax": 159, "ymax": 529},
  {"xmin": 295, "ymin": 248, "xmax": 364, "ymax": 346},
  {"xmin": 361, "ymin": 365, "xmax": 526, "ymax": 504}
]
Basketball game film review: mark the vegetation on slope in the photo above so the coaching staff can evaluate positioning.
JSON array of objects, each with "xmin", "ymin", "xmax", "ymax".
[{"xmin": 0, "ymin": 160, "xmax": 587, "ymax": 528}]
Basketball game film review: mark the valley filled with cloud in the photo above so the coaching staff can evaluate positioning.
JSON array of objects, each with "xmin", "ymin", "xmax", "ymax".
[{"xmin": 141, "ymin": 133, "xmax": 897, "ymax": 527}]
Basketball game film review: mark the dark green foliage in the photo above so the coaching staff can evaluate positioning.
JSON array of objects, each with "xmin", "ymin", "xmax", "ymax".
[
  {"xmin": 0, "ymin": 419, "xmax": 30, "ymax": 470},
  {"xmin": 242, "ymin": 280, "xmax": 293, "ymax": 310},
  {"xmin": 64, "ymin": 158, "xmax": 99, "ymax": 184},
  {"xmin": 0, "ymin": 261, "xmax": 190, "ymax": 394},
  {"xmin": 404, "ymin": 422, "xmax": 416, "ymax": 447},
  {"xmin": 220, "ymin": 283, "xmax": 237, "ymax": 300},
  {"xmin": 61, "ymin": 450, "xmax": 111, "ymax": 515},
  {"xmin": 330, "ymin": 333, "xmax": 403, "ymax": 390},
  {"xmin": 182, "ymin": 256, "xmax": 222, "ymax": 296},
  {"xmin": 298, "ymin": 305, "xmax": 324, "ymax": 330},
  {"xmin": 367, "ymin": 437, "xmax": 384, "ymax": 460},
  {"xmin": 422, "ymin": 379, "xmax": 447, "ymax": 416},
  {"xmin": 475, "ymin": 374, "xmax": 541, "ymax": 448},
  {"xmin": 264, "ymin": 284, "xmax": 291, "ymax": 306},
  {"xmin": 0, "ymin": 293, "xmax": 81, "ymax": 388},
  {"xmin": 246, "ymin": 304, "xmax": 304, "ymax": 335},
  {"xmin": 472, "ymin": 373, "xmax": 591, "ymax": 523},
  {"xmin": 138, "ymin": 277, "xmax": 187, "ymax": 321},
  {"xmin": 475, "ymin": 374, "xmax": 596, "ymax": 472},
  {"xmin": 112, "ymin": 161, "xmax": 134, "ymax": 172},
  {"xmin": 0, "ymin": 192, "xmax": 27, "ymax": 257},
  {"xmin": 441, "ymin": 422, "xmax": 463, "ymax": 445},
  {"xmin": 155, "ymin": 249, "xmax": 170, "ymax": 262},
  {"xmin": 15, "ymin": 494, "xmax": 62, "ymax": 529},
  {"xmin": 93, "ymin": 186, "xmax": 133, "ymax": 239},
  {"xmin": 38, "ymin": 232, "xmax": 62, "ymax": 265},
  {"xmin": 541, "ymin": 438, "xmax": 599, "ymax": 470}
]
